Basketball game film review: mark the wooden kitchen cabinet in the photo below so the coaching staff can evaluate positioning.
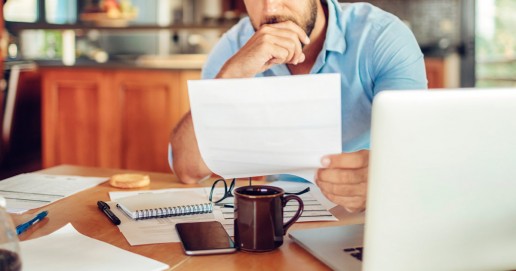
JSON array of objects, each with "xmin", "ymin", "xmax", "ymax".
[
  {"xmin": 41, "ymin": 68, "xmax": 200, "ymax": 173},
  {"xmin": 425, "ymin": 58, "xmax": 445, "ymax": 89}
]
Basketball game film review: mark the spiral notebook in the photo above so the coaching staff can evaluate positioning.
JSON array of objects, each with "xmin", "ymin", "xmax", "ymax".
[{"xmin": 115, "ymin": 190, "xmax": 213, "ymax": 220}]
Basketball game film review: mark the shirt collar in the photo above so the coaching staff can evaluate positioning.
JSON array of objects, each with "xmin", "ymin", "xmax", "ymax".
[{"xmin": 324, "ymin": 0, "xmax": 347, "ymax": 54}]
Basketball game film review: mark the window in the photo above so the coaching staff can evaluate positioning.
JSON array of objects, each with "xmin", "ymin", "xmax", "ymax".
[
  {"xmin": 476, "ymin": 0, "xmax": 516, "ymax": 87},
  {"xmin": 4, "ymin": 0, "xmax": 77, "ymax": 24},
  {"xmin": 4, "ymin": 0, "xmax": 38, "ymax": 22},
  {"xmin": 46, "ymin": 0, "xmax": 77, "ymax": 24}
]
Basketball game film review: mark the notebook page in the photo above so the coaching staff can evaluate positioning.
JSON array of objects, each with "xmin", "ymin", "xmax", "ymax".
[{"xmin": 115, "ymin": 190, "xmax": 211, "ymax": 219}]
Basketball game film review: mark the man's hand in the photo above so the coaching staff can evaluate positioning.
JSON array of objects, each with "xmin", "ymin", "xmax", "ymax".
[
  {"xmin": 315, "ymin": 150, "xmax": 369, "ymax": 213},
  {"xmin": 217, "ymin": 21, "xmax": 310, "ymax": 78}
]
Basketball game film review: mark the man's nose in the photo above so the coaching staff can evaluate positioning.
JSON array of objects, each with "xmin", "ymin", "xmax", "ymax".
[{"xmin": 263, "ymin": 0, "xmax": 281, "ymax": 14}]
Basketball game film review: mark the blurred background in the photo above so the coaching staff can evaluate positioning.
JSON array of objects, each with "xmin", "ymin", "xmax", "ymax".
[{"xmin": 0, "ymin": 0, "xmax": 514, "ymax": 179}]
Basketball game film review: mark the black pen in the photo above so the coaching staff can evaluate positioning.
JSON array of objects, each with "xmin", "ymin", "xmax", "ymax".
[{"xmin": 97, "ymin": 201, "xmax": 121, "ymax": 225}]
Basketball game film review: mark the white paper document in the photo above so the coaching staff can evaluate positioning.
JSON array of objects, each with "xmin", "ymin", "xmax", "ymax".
[
  {"xmin": 0, "ymin": 173, "xmax": 108, "ymax": 213},
  {"xmin": 20, "ymin": 223, "xmax": 169, "ymax": 271},
  {"xmin": 188, "ymin": 73, "xmax": 342, "ymax": 183}
]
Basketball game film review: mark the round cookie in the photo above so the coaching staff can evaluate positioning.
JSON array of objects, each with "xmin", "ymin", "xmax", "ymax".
[{"xmin": 109, "ymin": 174, "xmax": 150, "ymax": 188}]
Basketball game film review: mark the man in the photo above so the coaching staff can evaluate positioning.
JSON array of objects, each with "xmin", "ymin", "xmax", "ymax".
[{"xmin": 170, "ymin": 0, "xmax": 427, "ymax": 213}]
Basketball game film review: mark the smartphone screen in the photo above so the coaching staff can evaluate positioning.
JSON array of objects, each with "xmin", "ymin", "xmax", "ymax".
[{"xmin": 175, "ymin": 221, "xmax": 236, "ymax": 255}]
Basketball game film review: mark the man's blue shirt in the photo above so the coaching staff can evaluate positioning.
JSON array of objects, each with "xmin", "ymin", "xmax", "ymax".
[
  {"xmin": 201, "ymin": 0, "xmax": 427, "ymax": 153},
  {"xmin": 169, "ymin": 1, "xmax": 427, "ymax": 181}
]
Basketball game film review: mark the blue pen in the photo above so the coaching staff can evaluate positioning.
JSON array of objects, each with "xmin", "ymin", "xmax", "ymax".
[{"xmin": 16, "ymin": 211, "xmax": 48, "ymax": 235}]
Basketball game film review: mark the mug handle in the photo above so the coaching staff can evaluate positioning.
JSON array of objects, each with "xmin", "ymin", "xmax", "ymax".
[{"xmin": 282, "ymin": 195, "xmax": 304, "ymax": 235}]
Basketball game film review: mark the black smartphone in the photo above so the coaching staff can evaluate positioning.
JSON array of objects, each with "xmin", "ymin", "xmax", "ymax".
[{"xmin": 175, "ymin": 221, "xmax": 236, "ymax": 255}]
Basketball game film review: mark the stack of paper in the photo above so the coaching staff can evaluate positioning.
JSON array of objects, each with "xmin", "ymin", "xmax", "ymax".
[
  {"xmin": 109, "ymin": 188, "xmax": 224, "ymax": 246},
  {"xmin": 109, "ymin": 184, "xmax": 337, "ymax": 246}
]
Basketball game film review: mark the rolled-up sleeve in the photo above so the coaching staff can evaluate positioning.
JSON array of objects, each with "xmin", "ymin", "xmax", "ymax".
[{"xmin": 369, "ymin": 18, "xmax": 428, "ymax": 94}]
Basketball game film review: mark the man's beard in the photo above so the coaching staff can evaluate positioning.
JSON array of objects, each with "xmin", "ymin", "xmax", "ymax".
[{"xmin": 261, "ymin": 0, "xmax": 318, "ymax": 38}]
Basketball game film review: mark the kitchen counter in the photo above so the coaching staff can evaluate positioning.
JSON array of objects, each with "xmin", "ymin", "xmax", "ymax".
[
  {"xmin": 420, "ymin": 42, "xmax": 463, "ymax": 58},
  {"xmin": 31, "ymin": 54, "xmax": 207, "ymax": 70},
  {"xmin": 24, "ymin": 45, "xmax": 455, "ymax": 70}
]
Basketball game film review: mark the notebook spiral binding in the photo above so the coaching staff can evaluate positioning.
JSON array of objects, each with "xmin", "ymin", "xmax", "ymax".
[{"xmin": 135, "ymin": 203, "xmax": 213, "ymax": 220}]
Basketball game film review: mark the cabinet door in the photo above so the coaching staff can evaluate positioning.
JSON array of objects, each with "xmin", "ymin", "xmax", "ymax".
[
  {"xmin": 41, "ymin": 68, "xmax": 119, "ymax": 168},
  {"xmin": 112, "ymin": 70, "xmax": 193, "ymax": 172},
  {"xmin": 177, "ymin": 70, "xmax": 201, "ymax": 115},
  {"xmin": 425, "ymin": 58, "xmax": 445, "ymax": 89}
]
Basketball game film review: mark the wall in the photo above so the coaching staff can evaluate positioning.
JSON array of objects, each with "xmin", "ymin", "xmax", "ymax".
[{"xmin": 343, "ymin": 0, "xmax": 462, "ymax": 47}]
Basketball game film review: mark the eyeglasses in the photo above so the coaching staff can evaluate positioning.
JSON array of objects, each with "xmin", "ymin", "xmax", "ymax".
[
  {"xmin": 209, "ymin": 178, "xmax": 238, "ymax": 205},
  {"xmin": 209, "ymin": 177, "xmax": 311, "ymax": 208},
  {"xmin": 209, "ymin": 178, "xmax": 254, "ymax": 208}
]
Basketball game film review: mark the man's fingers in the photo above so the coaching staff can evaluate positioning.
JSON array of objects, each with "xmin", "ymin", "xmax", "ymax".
[
  {"xmin": 264, "ymin": 45, "xmax": 291, "ymax": 66},
  {"xmin": 266, "ymin": 20, "xmax": 311, "ymax": 45},
  {"xmin": 317, "ymin": 179, "xmax": 367, "ymax": 213},
  {"xmin": 316, "ymin": 167, "xmax": 368, "ymax": 185},
  {"xmin": 321, "ymin": 150, "xmax": 369, "ymax": 169},
  {"xmin": 266, "ymin": 35, "xmax": 301, "ymax": 64},
  {"xmin": 315, "ymin": 151, "xmax": 369, "ymax": 213},
  {"xmin": 322, "ymin": 193, "xmax": 366, "ymax": 213},
  {"xmin": 219, "ymin": 20, "xmax": 309, "ymax": 77},
  {"xmin": 316, "ymin": 179, "xmax": 367, "ymax": 197},
  {"xmin": 258, "ymin": 25, "xmax": 305, "ymax": 64}
]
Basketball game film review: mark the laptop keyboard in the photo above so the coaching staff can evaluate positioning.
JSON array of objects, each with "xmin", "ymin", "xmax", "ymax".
[{"xmin": 343, "ymin": 247, "xmax": 363, "ymax": 261}]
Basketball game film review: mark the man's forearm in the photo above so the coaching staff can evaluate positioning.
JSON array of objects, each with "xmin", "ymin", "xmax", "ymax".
[{"xmin": 170, "ymin": 112, "xmax": 212, "ymax": 183}]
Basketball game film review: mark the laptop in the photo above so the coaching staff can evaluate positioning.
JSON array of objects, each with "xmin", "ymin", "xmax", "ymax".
[{"xmin": 289, "ymin": 88, "xmax": 516, "ymax": 271}]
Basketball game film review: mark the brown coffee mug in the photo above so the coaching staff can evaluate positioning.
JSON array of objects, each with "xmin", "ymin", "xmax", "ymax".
[{"xmin": 234, "ymin": 185, "xmax": 304, "ymax": 252}]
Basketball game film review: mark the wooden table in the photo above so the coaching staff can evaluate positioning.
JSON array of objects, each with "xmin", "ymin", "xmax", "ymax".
[{"xmin": 12, "ymin": 165, "xmax": 365, "ymax": 270}]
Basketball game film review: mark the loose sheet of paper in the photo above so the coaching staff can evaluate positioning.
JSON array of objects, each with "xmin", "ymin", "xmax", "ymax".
[
  {"xmin": 109, "ymin": 188, "xmax": 224, "ymax": 246},
  {"xmin": 0, "ymin": 173, "xmax": 108, "ymax": 213},
  {"xmin": 20, "ymin": 223, "xmax": 169, "ymax": 271},
  {"xmin": 188, "ymin": 73, "xmax": 342, "ymax": 183}
]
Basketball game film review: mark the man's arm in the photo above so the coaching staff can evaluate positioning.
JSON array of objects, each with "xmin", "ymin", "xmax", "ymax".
[{"xmin": 169, "ymin": 112, "xmax": 211, "ymax": 184}]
